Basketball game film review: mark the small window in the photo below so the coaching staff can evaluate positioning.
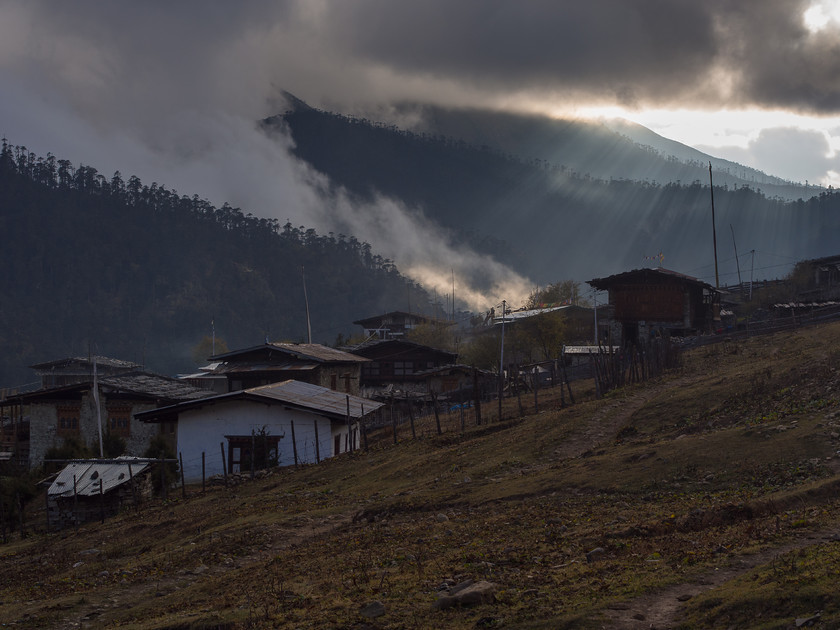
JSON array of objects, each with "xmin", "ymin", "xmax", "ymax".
[
  {"xmin": 107, "ymin": 406, "xmax": 131, "ymax": 437},
  {"xmin": 57, "ymin": 406, "xmax": 80, "ymax": 436}
]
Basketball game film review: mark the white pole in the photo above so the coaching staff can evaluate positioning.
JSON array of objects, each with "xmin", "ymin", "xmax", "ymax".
[{"xmin": 93, "ymin": 358, "xmax": 104, "ymax": 457}]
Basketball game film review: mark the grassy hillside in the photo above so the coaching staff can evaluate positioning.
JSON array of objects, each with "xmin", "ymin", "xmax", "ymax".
[{"xmin": 3, "ymin": 322, "xmax": 840, "ymax": 628}]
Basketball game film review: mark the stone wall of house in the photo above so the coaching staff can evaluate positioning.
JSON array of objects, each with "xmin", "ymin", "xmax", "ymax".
[
  {"xmin": 316, "ymin": 365, "xmax": 362, "ymax": 396},
  {"xmin": 28, "ymin": 392, "xmax": 161, "ymax": 468}
]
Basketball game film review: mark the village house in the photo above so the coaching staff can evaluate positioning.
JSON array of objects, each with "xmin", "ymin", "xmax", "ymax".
[
  {"xmin": 135, "ymin": 380, "xmax": 384, "ymax": 483},
  {"xmin": 587, "ymin": 267, "xmax": 721, "ymax": 346},
  {"xmin": 415, "ymin": 364, "xmax": 497, "ymax": 403},
  {"xmin": 791, "ymin": 254, "xmax": 840, "ymax": 301},
  {"xmin": 0, "ymin": 358, "xmax": 210, "ymax": 469},
  {"xmin": 349, "ymin": 339, "xmax": 458, "ymax": 398},
  {"xmin": 353, "ymin": 311, "xmax": 436, "ymax": 340},
  {"xmin": 185, "ymin": 343, "xmax": 368, "ymax": 396}
]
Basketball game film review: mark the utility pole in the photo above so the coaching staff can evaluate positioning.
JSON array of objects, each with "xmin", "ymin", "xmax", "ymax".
[
  {"xmin": 709, "ymin": 162, "xmax": 720, "ymax": 288},
  {"xmin": 302, "ymin": 267, "xmax": 312, "ymax": 344},
  {"xmin": 499, "ymin": 300, "xmax": 506, "ymax": 375},
  {"xmin": 730, "ymin": 224, "xmax": 743, "ymax": 296}
]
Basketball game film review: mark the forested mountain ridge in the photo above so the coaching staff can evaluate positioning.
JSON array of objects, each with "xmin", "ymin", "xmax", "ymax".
[
  {"xmin": 266, "ymin": 97, "xmax": 840, "ymax": 284},
  {"xmin": 0, "ymin": 140, "xmax": 430, "ymax": 389}
]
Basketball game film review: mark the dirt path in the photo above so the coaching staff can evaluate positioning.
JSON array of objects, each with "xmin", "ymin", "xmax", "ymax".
[{"xmin": 597, "ymin": 528, "xmax": 837, "ymax": 629}]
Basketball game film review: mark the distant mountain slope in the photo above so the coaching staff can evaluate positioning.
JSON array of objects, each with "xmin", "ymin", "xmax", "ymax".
[
  {"xmin": 263, "ymin": 97, "xmax": 840, "ymax": 285},
  {"xmin": 376, "ymin": 102, "xmax": 819, "ymax": 200},
  {"xmin": 0, "ymin": 141, "xmax": 431, "ymax": 389}
]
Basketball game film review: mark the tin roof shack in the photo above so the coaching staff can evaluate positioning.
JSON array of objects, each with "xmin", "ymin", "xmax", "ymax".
[
  {"xmin": 588, "ymin": 268, "xmax": 721, "ymax": 346},
  {"xmin": 350, "ymin": 339, "xmax": 458, "ymax": 398},
  {"xmin": 46, "ymin": 457, "xmax": 151, "ymax": 529},
  {"xmin": 136, "ymin": 380, "xmax": 384, "ymax": 483},
  {"xmin": 490, "ymin": 304, "xmax": 596, "ymax": 345},
  {"xmin": 190, "ymin": 343, "xmax": 368, "ymax": 396},
  {"xmin": 1, "ymin": 372, "xmax": 209, "ymax": 469},
  {"xmin": 353, "ymin": 311, "xmax": 434, "ymax": 340}
]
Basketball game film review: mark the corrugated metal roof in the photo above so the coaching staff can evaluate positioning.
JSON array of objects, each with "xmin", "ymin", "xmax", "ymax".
[
  {"xmin": 564, "ymin": 345, "xmax": 621, "ymax": 354},
  {"xmin": 137, "ymin": 379, "xmax": 384, "ymax": 422},
  {"xmin": 246, "ymin": 380, "xmax": 384, "ymax": 418},
  {"xmin": 48, "ymin": 457, "xmax": 149, "ymax": 497}
]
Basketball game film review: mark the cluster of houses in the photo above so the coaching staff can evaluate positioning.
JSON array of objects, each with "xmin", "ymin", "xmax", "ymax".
[{"xmin": 0, "ymin": 265, "xmax": 749, "ymax": 524}]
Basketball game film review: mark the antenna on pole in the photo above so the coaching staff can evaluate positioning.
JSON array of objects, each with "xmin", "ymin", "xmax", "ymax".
[
  {"xmin": 709, "ymin": 162, "xmax": 720, "ymax": 288},
  {"xmin": 301, "ymin": 266, "xmax": 312, "ymax": 344}
]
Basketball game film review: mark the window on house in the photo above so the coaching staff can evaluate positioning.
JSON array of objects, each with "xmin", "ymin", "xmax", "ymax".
[
  {"xmin": 107, "ymin": 406, "xmax": 131, "ymax": 437},
  {"xmin": 362, "ymin": 362, "xmax": 380, "ymax": 377},
  {"xmin": 393, "ymin": 361, "xmax": 413, "ymax": 376},
  {"xmin": 57, "ymin": 406, "xmax": 80, "ymax": 436}
]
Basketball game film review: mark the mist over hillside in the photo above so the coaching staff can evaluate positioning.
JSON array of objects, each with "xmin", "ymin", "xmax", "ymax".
[
  {"xmin": 0, "ymin": 141, "xmax": 435, "ymax": 388},
  {"xmin": 265, "ymin": 96, "xmax": 840, "ymax": 287}
]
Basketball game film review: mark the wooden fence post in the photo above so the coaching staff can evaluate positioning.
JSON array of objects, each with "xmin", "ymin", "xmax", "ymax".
[
  {"xmin": 291, "ymin": 420, "xmax": 299, "ymax": 467},
  {"xmin": 250, "ymin": 431, "xmax": 255, "ymax": 479},
  {"xmin": 220, "ymin": 442, "xmax": 228, "ymax": 487},
  {"xmin": 407, "ymin": 395, "xmax": 416, "ymax": 439},
  {"xmin": 73, "ymin": 475, "xmax": 78, "ymax": 531},
  {"xmin": 99, "ymin": 478, "xmax": 105, "ymax": 524},
  {"xmin": 432, "ymin": 391, "xmax": 442, "ymax": 435},
  {"xmin": 561, "ymin": 349, "xmax": 575, "ymax": 404},
  {"xmin": 533, "ymin": 367, "xmax": 539, "ymax": 414},
  {"xmin": 179, "ymin": 452, "xmax": 186, "ymax": 499},
  {"xmin": 473, "ymin": 369, "xmax": 482, "ymax": 425},
  {"xmin": 314, "ymin": 420, "xmax": 320, "ymax": 463},
  {"xmin": 391, "ymin": 396, "xmax": 397, "ymax": 444},
  {"xmin": 159, "ymin": 454, "xmax": 167, "ymax": 500},
  {"xmin": 498, "ymin": 368, "xmax": 504, "ymax": 423}
]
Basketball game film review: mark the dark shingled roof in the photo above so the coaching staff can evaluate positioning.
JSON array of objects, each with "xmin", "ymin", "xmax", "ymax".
[
  {"xmin": 4, "ymin": 371, "xmax": 210, "ymax": 404},
  {"xmin": 30, "ymin": 355, "xmax": 141, "ymax": 371},
  {"xmin": 209, "ymin": 343, "xmax": 368, "ymax": 364},
  {"xmin": 587, "ymin": 267, "xmax": 718, "ymax": 292}
]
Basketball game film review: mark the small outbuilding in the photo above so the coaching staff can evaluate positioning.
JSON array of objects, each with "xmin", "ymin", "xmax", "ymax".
[
  {"xmin": 588, "ymin": 268, "xmax": 721, "ymax": 345},
  {"xmin": 46, "ymin": 456, "xmax": 152, "ymax": 529},
  {"xmin": 136, "ymin": 380, "xmax": 384, "ymax": 483}
]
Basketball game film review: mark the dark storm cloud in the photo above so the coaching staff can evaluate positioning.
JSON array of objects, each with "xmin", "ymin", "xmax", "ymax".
[
  {"xmin": 310, "ymin": 0, "xmax": 840, "ymax": 114},
  {"xmin": 4, "ymin": 0, "xmax": 839, "ymax": 117},
  {"xmin": 320, "ymin": 0, "xmax": 719, "ymax": 105}
]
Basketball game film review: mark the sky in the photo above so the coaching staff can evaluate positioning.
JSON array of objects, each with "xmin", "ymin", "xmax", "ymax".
[{"xmin": 2, "ymin": 0, "xmax": 840, "ymax": 308}]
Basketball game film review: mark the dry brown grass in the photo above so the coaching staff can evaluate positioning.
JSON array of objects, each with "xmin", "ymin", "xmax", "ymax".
[{"xmin": 4, "ymin": 322, "xmax": 840, "ymax": 628}]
